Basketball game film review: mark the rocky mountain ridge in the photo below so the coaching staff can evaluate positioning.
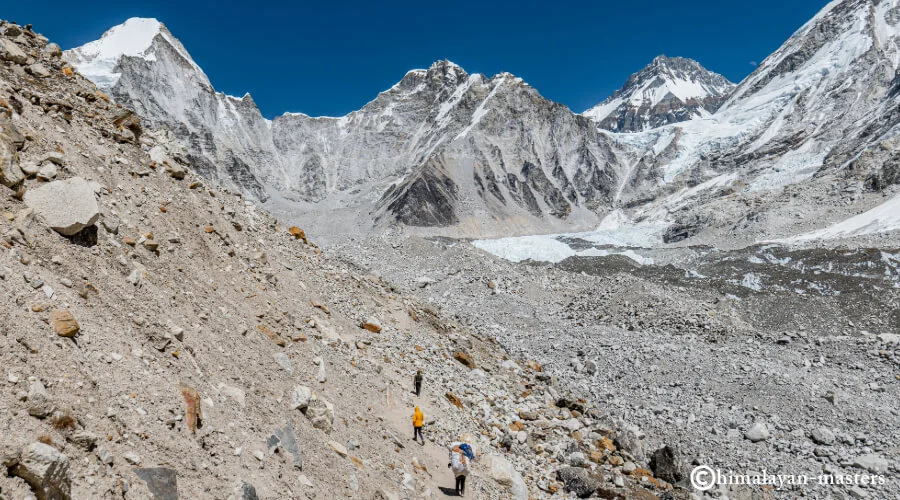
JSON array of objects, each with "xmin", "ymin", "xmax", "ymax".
[
  {"xmin": 64, "ymin": 1, "xmax": 900, "ymax": 247},
  {"xmin": 582, "ymin": 55, "xmax": 734, "ymax": 133},
  {"xmin": 65, "ymin": 24, "xmax": 632, "ymax": 239}
]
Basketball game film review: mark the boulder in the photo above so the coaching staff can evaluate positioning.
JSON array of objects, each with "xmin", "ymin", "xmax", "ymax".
[
  {"xmin": 481, "ymin": 454, "xmax": 528, "ymax": 500},
  {"xmin": 0, "ymin": 140, "xmax": 24, "ymax": 188},
  {"xmin": 13, "ymin": 442, "xmax": 71, "ymax": 500},
  {"xmin": 304, "ymin": 395, "xmax": 334, "ymax": 433},
  {"xmin": 613, "ymin": 422, "xmax": 646, "ymax": 461},
  {"xmin": 37, "ymin": 163, "xmax": 57, "ymax": 180},
  {"xmin": 852, "ymin": 454, "xmax": 889, "ymax": 474},
  {"xmin": 744, "ymin": 422, "xmax": 770, "ymax": 443},
  {"xmin": 24, "ymin": 178, "xmax": 100, "ymax": 236},
  {"xmin": 2, "ymin": 24, "xmax": 23, "ymax": 37},
  {"xmin": 51, "ymin": 310, "xmax": 80, "ymax": 337},
  {"xmin": 273, "ymin": 352, "xmax": 293, "ymax": 374},
  {"xmin": 288, "ymin": 226, "xmax": 307, "ymax": 243},
  {"xmin": 26, "ymin": 63, "xmax": 51, "ymax": 79},
  {"xmin": 228, "ymin": 481, "xmax": 259, "ymax": 500},
  {"xmin": 290, "ymin": 386, "xmax": 312, "ymax": 411},
  {"xmin": 453, "ymin": 350, "xmax": 476, "ymax": 368},
  {"xmin": 810, "ymin": 427, "xmax": 835, "ymax": 446},
  {"xmin": 556, "ymin": 467, "xmax": 602, "ymax": 498},
  {"xmin": 0, "ymin": 39, "xmax": 27, "ymax": 64},
  {"xmin": 43, "ymin": 43, "xmax": 63, "ymax": 59},
  {"xmin": 165, "ymin": 162, "xmax": 187, "ymax": 180},
  {"xmin": 362, "ymin": 317, "xmax": 382, "ymax": 333},
  {"xmin": 134, "ymin": 468, "xmax": 178, "ymax": 500},
  {"xmin": 374, "ymin": 489, "xmax": 401, "ymax": 500},
  {"xmin": 649, "ymin": 445, "xmax": 684, "ymax": 484},
  {"xmin": 27, "ymin": 380, "xmax": 55, "ymax": 419}
]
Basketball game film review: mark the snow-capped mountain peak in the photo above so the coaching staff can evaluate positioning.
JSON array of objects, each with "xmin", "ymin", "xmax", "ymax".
[
  {"xmin": 65, "ymin": 17, "xmax": 201, "ymax": 88},
  {"xmin": 583, "ymin": 55, "xmax": 734, "ymax": 132}
]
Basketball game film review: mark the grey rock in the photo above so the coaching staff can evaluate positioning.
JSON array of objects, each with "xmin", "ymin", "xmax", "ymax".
[
  {"xmin": 273, "ymin": 352, "xmax": 293, "ymax": 374},
  {"xmin": 0, "ymin": 139, "xmax": 24, "ymax": 188},
  {"xmin": 26, "ymin": 380, "xmax": 54, "ymax": 419},
  {"xmin": 556, "ymin": 467, "xmax": 602, "ymax": 498},
  {"xmin": 0, "ymin": 39, "xmax": 27, "ymax": 64},
  {"xmin": 102, "ymin": 218, "xmax": 120, "ymax": 235},
  {"xmin": 230, "ymin": 481, "xmax": 258, "ymax": 500},
  {"xmin": 42, "ymin": 43, "xmax": 63, "ymax": 59},
  {"xmin": 67, "ymin": 430, "xmax": 98, "ymax": 451},
  {"xmin": 41, "ymin": 152, "xmax": 65, "ymax": 166},
  {"xmin": 25, "ymin": 64, "xmax": 51, "ymax": 79},
  {"xmin": 95, "ymin": 447, "xmax": 114, "ymax": 465},
  {"xmin": 134, "ymin": 468, "xmax": 178, "ymax": 500},
  {"xmin": 37, "ymin": 163, "xmax": 57, "ymax": 181},
  {"xmin": 567, "ymin": 451, "xmax": 586, "ymax": 467},
  {"xmin": 2, "ymin": 24, "xmax": 23, "ymax": 37},
  {"xmin": 852, "ymin": 454, "xmax": 889, "ymax": 474},
  {"xmin": 304, "ymin": 395, "xmax": 334, "ymax": 433},
  {"xmin": 744, "ymin": 422, "xmax": 770, "ymax": 442},
  {"xmin": 24, "ymin": 177, "xmax": 100, "ymax": 236},
  {"xmin": 290, "ymin": 385, "xmax": 312, "ymax": 411},
  {"xmin": 13, "ymin": 442, "xmax": 71, "ymax": 500},
  {"xmin": 649, "ymin": 445, "xmax": 684, "ymax": 484},
  {"xmin": 272, "ymin": 421, "xmax": 302, "ymax": 469},
  {"xmin": 811, "ymin": 427, "xmax": 835, "ymax": 446},
  {"xmin": 480, "ymin": 453, "xmax": 528, "ymax": 500}
]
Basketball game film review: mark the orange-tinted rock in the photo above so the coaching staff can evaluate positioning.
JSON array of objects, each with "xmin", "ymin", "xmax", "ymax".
[
  {"xmin": 445, "ymin": 392, "xmax": 464, "ymax": 409},
  {"xmin": 52, "ymin": 310, "xmax": 80, "ymax": 337},
  {"xmin": 288, "ymin": 226, "xmax": 307, "ymax": 243},
  {"xmin": 453, "ymin": 351, "xmax": 476, "ymax": 369},
  {"xmin": 362, "ymin": 317, "xmax": 382, "ymax": 333},
  {"xmin": 257, "ymin": 324, "xmax": 286, "ymax": 347},
  {"xmin": 179, "ymin": 385, "xmax": 202, "ymax": 433}
]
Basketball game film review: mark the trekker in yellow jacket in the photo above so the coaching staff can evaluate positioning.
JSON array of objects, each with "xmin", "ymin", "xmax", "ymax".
[{"xmin": 412, "ymin": 406, "xmax": 425, "ymax": 444}]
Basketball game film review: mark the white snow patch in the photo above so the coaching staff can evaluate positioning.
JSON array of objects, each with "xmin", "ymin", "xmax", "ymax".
[
  {"xmin": 472, "ymin": 237, "xmax": 653, "ymax": 265},
  {"xmin": 65, "ymin": 17, "xmax": 199, "ymax": 88},
  {"xmin": 740, "ymin": 273, "xmax": 763, "ymax": 291},
  {"xmin": 781, "ymin": 193, "xmax": 900, "ymax": 242}
]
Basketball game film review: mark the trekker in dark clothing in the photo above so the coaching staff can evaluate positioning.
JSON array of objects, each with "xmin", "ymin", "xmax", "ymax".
[
  {"xmin": 449, "ymin": 442, "xmax": 474, "ymax": 496},
  {"xmin": 414, "ymin": 369, "xmax": 423, "ymax": 396},
  {"xmin": 455, "ymin": 475, "xmax": 466, "ymax": 496}
]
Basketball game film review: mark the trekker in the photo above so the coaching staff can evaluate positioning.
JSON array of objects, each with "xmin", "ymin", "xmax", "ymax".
[
  {"xmin": 412, "ymin": 406, "xmax": 424, "ymax": 444},
  {"xmin": 414, "ymin": 369, "xmax": 423, "ymax": 396},
  {"xmin": 448, "ymin": 441, "xmax": 475, "ymax": 496}
]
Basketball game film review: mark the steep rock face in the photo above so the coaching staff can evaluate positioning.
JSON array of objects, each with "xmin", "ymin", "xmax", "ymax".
[
  {"xmin": 583, "ymin": 55, "xmax": 734, "ymax": 132},
  {"xmin": 614, "ymin": 0, "xmax": 900, "ymax": 214}
]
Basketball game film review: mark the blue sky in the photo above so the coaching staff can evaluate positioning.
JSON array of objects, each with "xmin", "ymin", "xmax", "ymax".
[{"xmin": 7, "ymin": 0, "xmax": 826, "ymax": 118}]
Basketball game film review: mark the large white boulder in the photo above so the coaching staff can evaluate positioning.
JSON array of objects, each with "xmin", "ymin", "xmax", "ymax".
[
  {"xmin": 24, "ymin": 177, "xmax": 100, "ymax": 235},
  {"xmin": 14, "ymin": 442, "xmax": 71, "ymax": 500},
  {"xmin": 481, "ymin": 453, "xmax": 528, "ymax": 500}
]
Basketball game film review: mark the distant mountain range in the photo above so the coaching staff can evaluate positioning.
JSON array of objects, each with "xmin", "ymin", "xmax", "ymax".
[
  {"xmin": 64, "ymin": 0, "xmax": 900, "ymax": 242},
  {"xmin": 582, "ymin": 55, "xmax": 734, "ymax": 132}
]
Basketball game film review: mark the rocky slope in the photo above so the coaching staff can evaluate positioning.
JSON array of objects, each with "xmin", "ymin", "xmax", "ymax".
[
  {"xmin": 334, "ymin": 234, "xmax": 900, "ymax": 500},
  {"xmin": 0, "ymin": 21, "xmax": 693, "ymax": 500},
  {"xmin": 582, "ymin": 55, "xmax": 734, "ymax": 133}
]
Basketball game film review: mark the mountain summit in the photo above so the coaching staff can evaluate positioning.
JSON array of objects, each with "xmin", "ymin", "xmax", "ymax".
[
  {"xmin": 63, "ymin": 0, "xmax": 900, "ymax": 245},
  {"xmin": 583, "ymin": 55, "xmax": 734, "ymax": 132}
]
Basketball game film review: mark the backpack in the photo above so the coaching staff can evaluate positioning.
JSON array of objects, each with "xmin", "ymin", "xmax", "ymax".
[{"xmin": 459, "ymin": 443, "xmax": 475, "ymax": 460}]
